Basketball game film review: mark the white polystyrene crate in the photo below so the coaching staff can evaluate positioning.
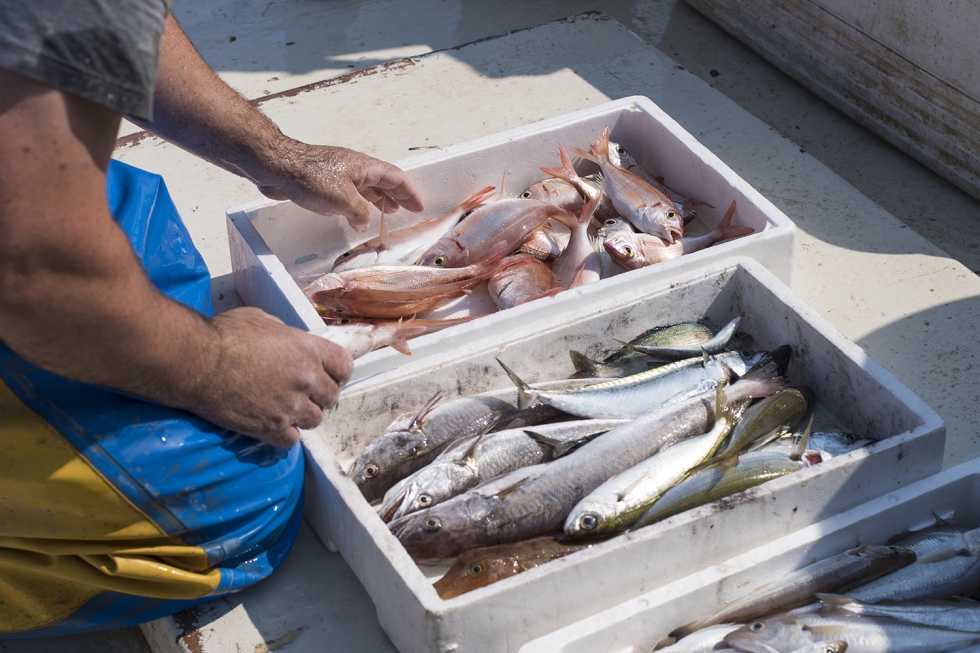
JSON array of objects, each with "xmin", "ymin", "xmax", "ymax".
[
  {"xmin": 300, "ymin": 257, "xmax": 944, "ymax": 653},
  {"xmin": 520, "ymin": 458, "xmax": 980, "ymax": 653},
  {"xmin": 227, "ymin": 96, "xmax": 796, "ymax": 381}
]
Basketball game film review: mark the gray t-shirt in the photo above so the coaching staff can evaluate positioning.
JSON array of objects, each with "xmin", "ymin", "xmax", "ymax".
[{"xmin": 0, "ymin": 0, "xmax": 169, "ymax": 121}]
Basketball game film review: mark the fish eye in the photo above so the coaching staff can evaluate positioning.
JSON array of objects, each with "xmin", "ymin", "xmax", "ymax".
[
  {"xmin": 616, "ymin": 146, "xmax": 626, "ymax": 155},
  {"xmin": 363, "ymin": 463, "xmax": 380, "ymax": 478},
  {"xmin": 433, "ymin": 256, "xmax": 446, "ymax": 266},
  {"xmin": 667, "ymin": 211, "xmax": 677, "ymax": 219},
  {"xmin": 740, "ymin": 350, "xmax": 752, "ymax": 357},
  {"xmin": 418, "ymin": 494, "xmax": 432, "ymax": 506},
  {"xmin": 521, "ymin": 191, "xmax": 532, "ymax": 198},
  {"xmin": 623, "ymin": 246, "xmax": 633, "ymax": 256},
  {"xmin": 604, "ymin": 219, "xmax": 617, "ymax": 226},
  {"xmin": 749, "ymin": 622, "xmax": 765, "ymax": 632},
  {"xmin": 339, "ymin": 318, "xmax": 351, "ymax": 324},
  {"xmin": 579, "ymin": 513, "xmax": 599, "ymax": 531},
  {"xmin": 334, "ymin": 308, "xmax": 344, "ymax": 313},
  {"xmin": 424, "ymin": 517, "xmax": 442, "ymax": 532},
  {"xmin": 340, "ymin": 251, "xmax": 351, "ymax": 258},
  {"xmin": 467, "ymin": 563, "xmax": 485, "ymax": 577}
]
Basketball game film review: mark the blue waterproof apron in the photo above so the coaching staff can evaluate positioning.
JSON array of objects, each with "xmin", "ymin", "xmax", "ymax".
[{"xmin": 0, "ymin": 160, "xmax": 303, "ymax": 636}]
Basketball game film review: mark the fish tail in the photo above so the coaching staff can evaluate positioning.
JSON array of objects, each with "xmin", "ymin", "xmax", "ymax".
[
  {"xmin": 540, "ymin": 144, "xmax": 580, "ymax": 184},
  {"xmin": 459, "ymin": 185, "xmax": 497, "ymax": 216},
  {"xmin": 569, "ymin": 145, "xmax": 598, "ymax": 164},
  {"xmin": 496, "ymin": 358, "xmax": 537, "ymax": 409},
  {"xmin": 569, "ymin": 350, "xmax": 604, "ymax": 377},
  {"xmin": 591, "ymin": 127, "xmax": 611, "ymax": 163},
  {"xmin": 713, "ymin": 200, "xmax": 754, "ymax": 241}
]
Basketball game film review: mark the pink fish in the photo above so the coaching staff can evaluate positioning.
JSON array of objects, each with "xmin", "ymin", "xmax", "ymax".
[
  {"xmin": 550, "ymin": 195, "xmax": 602, "ymax": 289},
  {"xmin": 603, "ymin": 200, "xmax": 752, "ymax": 270},
  {"xmin": 572, "ymin": 127, "xmax": 684, "ymax": 243},
  {"xmin": 330, "ymin": 186, "xmax": 496, "ymax": 272},
  {"xmin": 418, "ymin": 198, "xmax": 576, "ymax": 268},
  {"xmin": 488, "ymin": 254, "xmax": 563, "ymax": 309}
]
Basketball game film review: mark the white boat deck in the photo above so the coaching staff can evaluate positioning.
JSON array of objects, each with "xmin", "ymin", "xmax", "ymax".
[{"xmin": 7, "ymin": 1, "xmax": 979, "ymax": 652}]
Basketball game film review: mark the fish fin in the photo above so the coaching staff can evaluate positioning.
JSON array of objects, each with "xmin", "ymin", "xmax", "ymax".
[
  {"xmin": 475, "ymin": 241, "xmax": 513, "ymax": 268},
  {"xmin": 815, "ymin": 593, "xmax": 856, "ymax": 613},
  {"xmin": 569, "ymin": 145, "xmax": 598, "ymax": 164},
  {"xmin": 377, "ymin": 209, "xmax": 390, "ymax": 251},
  {"xmin": 568, "ymin": 261, "xmax": 591, "ymax": 289},
  {"xmin": 410, "ymin": 392, "xmax": 444, "ymax": 431},
  {"xmin": 591, "ymin": 127, "xmax": 611, "ymax": 163},
  {"xmin": 569, "ymin": 350, "xmax": 603, "ymax": 377},
  {"xmin": 457, "ymin": 433, "xmax": 489, "ymax": 467},
  {"xmin": 498, "ymin": 170, "xmax": 507, "ymax": 200},
  {"xmin": 789, "ymin": 414, "xmax": 815, "ymax": 461},
  {"xmin": 932, "ymin": 511, "xmax": 953, "ymax": 527},
  {"xmin": 496, "ymin": 358, "xmax": 537, "ymax": 410},
  {"xmin": 525, "ymin": 429, "xmax": 604, "ymax": 458},
  {"xmin": 667, "ymin": 621, "xmax": 703, "ymax": 641},
  {"xmin": 459, "ymin": 185, "xmax": 497, "ymax": 218}
]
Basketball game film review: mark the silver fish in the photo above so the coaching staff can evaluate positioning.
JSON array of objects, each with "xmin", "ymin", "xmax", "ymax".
[
  {"xmin": 673, "ymin": 545, "xmax": 917, "ymax": 638},
  {"xmin": 570, "ymin": 321, "xmax": 717, "ymax": 379},
  {"xmin": 380, "ymin": 417, "xmax": 627, "ymax": 522},
  {"xmin": 628, "ymin": 315, "xmax": 742, "ymax": 362},
  {"xmin": 630, "ymin": 450, "xmax": 812, "ymax": 530},
  {"xmin": 653, "ymin": 623, "xmax": 742, "ymax": 652},
  {"xmin": 389, "ymin": 366, "xmax": 789, "ymax": 562},
  {"xmin": 565, "ymin": 386, "xmax": 740, "ymax": 537},
  {"xmin": 724, "ymin": 612, "xmax": 980, "ymax": 653},
  {"xmin": 350, "ymin": 389, "xmax": 561, "ymax": 503},
  {"xmin": 816, "ymin": 594, "xmax": 980, "ymax": 633},
  {"xmin": 499, "ymin": 350, "xmax": 770, "ymax": 419}
]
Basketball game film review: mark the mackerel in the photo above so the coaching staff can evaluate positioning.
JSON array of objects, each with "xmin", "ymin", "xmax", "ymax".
[
  {"xmin": 570, "ymin": 321, "xmax": 716, "ymax": 379},
  {"xmin": 499, "ymin": 350, "xmax": 769, "ymax": 419},
  {"xmin": 380, "ymin": 417, "xmax": 628, "ymax": 521},
  {"xmin": 564, "ymin": 385, "xmax": 741, "ymax": 537},
  {"xmin": 630, "ymin": 450, "xmax": 812, "ymax": 530},
  {"xmin": 725, "ymin": 612, "xmax": 980, "ymax": 653},
  {"xmin": 672, "ymin": 545, "xmax": 916, "ymax": 638},
  {"xmin": 816, "ymin": 594, "xmax": 980, "ymax": 633},
  {"xmin": 389, "ymin": 365, "xmax": 789, "ymax": 562}
]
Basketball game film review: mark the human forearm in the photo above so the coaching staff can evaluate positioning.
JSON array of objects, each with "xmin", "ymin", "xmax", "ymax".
[
  {"xmin": 132, "ymin": 14, "xmax": 424, "ymax": 231},
  {"xmin": 0, "ymin": 68, "xmax": 352, "ymax": 446}
]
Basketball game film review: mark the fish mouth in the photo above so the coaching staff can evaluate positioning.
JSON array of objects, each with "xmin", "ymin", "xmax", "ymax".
[
  {"xmin": 380, "ymin": 490, "xmax": 407, "ymax": 523},
  {"xmin": 668, "ymin": 226, "xmax": 684, "ymax": 242}
]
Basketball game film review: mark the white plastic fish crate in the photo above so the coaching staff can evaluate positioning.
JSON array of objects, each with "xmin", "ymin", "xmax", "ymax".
[
  {"xmin": 300, "ymin": 257, "xmax": 943, "ymax": 653},
  {"xmin": 227, "ymin": 95, "xmax": 796, "ymax": 381},
  {"xmin": 520, "ymin": 457, "xmax": 980, "ymax": 653}
]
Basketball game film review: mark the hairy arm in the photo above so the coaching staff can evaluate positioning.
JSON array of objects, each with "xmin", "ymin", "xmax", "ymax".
[
  {"xmin": 130, "ymin": 13, "xmax": 424, "ymax": 231},
  {"xmin": 0, "ymin": 68, "xmax": 351, "ymax": 447}
]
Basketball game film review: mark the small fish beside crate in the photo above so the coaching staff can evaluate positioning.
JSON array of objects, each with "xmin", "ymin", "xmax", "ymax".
[{"xmin": 301, "ymin": 257, "xmax": 944, "ymax": 653}]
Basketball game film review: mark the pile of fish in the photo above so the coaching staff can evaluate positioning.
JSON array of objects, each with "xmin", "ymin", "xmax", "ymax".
[
  {"xmin": 346, "ymin": 315, "xmax": 873, "ymax": 598},
  {"xmin": 306, "ymin": 127, "xmax": 754, "ymax": 357},
  {"xmin": 655, "ymin": 518, "xmax": 980, "ymax": 653}
]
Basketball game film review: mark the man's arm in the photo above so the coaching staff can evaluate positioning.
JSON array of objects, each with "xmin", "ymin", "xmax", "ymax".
[
  {"xmin": 0, "ymin": 68, "xmax": 351, "ymax": 447},
  {"xmin": 130, "ymin": 13, "xmax": 424, "ymax": 231}
]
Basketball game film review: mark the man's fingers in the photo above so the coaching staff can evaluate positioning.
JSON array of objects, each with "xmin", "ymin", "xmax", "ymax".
[
  {"xmin": 267, "ymin": 426, "xmax": 302, "ymax": 448},
  {"xmin": 317, "ymin": 338, "xmax": 354, "ymax": 385},
  {"xmin": 293, "ymin": 398, "xmax": 325, "ymax": 430}
]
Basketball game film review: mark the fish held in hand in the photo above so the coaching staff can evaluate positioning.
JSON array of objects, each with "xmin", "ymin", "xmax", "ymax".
[
  {"xmin": 418, "ymin": 198, "xmax": 575, "ymax": 268},
  {"xmin": 330, "ymin": 186, "xmax": 496, "ymax": 272},
  {"xmin": 311, "ymin": 320, "xmax": 427, "ymax": 357}
]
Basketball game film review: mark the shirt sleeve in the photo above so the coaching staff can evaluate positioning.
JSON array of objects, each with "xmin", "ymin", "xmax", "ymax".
[{"xmin": 0, "ymin": 0, "xmax": 169, "ymax": 121}]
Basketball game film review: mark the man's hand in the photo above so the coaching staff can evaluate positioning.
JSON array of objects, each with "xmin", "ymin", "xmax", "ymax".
[
  {"xmin": 255, "ymin": 142, "xmax": 425, "ymax": 233},
  {"xmin": 189, "ymin": 308, "xmax": 354, "ymax": 447}
]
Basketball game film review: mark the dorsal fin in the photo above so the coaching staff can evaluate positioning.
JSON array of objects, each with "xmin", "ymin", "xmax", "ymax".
[{"xmin": 377, "ymin": 208, "xmax": 390, "ymax": 251}]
